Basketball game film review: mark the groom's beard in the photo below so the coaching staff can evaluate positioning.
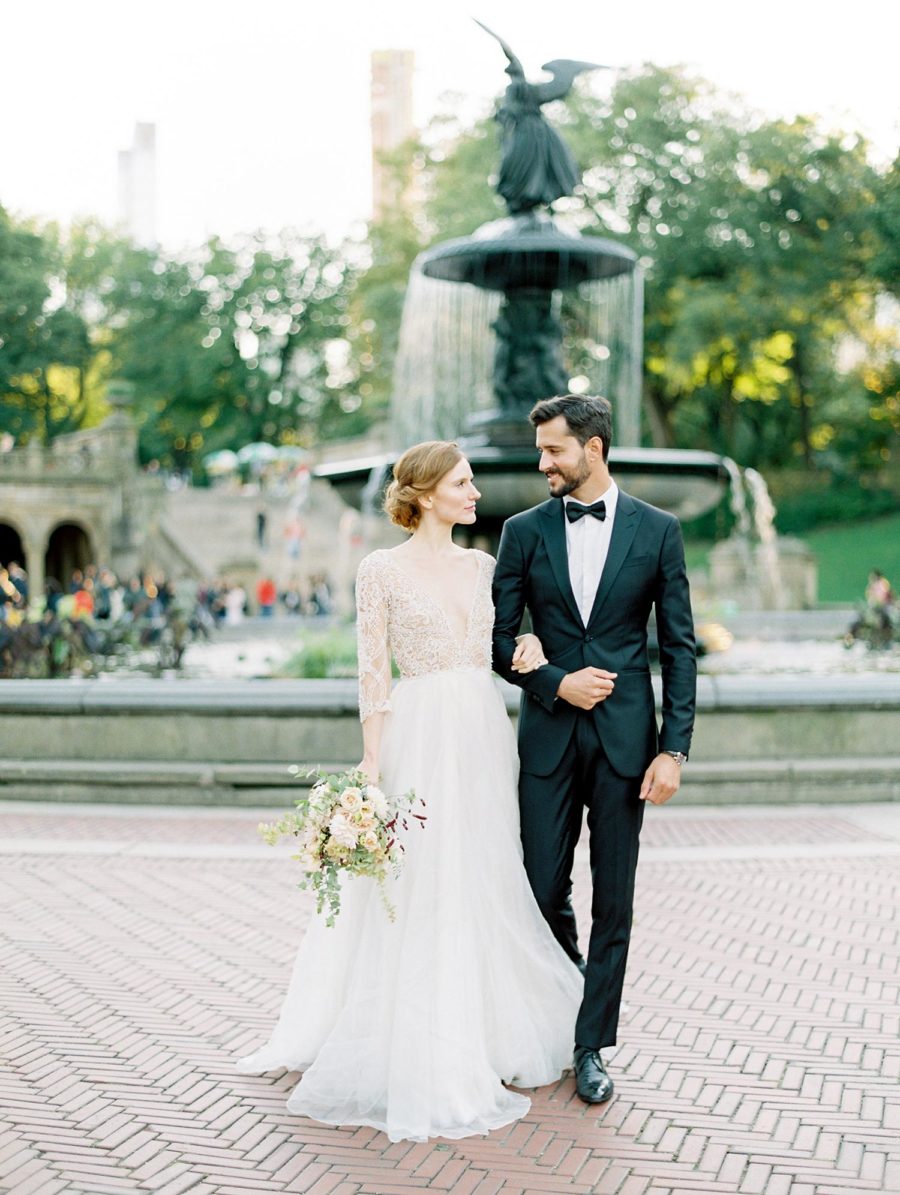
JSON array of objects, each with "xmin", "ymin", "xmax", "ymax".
[{"xmin": 544, "ymin": 453, "xmax": 591, "ymax": 498}]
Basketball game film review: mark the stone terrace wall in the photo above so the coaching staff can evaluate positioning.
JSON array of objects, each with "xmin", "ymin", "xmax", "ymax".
[{"xmin": 1, "ymin": 676, "xmax": 898, "ymax": 807}]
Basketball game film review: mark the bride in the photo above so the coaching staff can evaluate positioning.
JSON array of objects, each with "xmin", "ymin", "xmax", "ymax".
[{"xmin": 237, "ymin": 440, "xmax": 583, "ymax": 1142}]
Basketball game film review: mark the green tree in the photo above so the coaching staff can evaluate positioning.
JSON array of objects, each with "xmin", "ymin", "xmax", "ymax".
[
  {"xmin": 558, "ymin": 68, "xmax": 890, "ymax": 468},
  {"xmin": 0, "ymin": 207, "xmax": 94, "ymax": 442},
  {"xmin": 351, "ymin": 120, "xmax": 500, "ymax": 427},
  {"xmin": 99, "ymin": 230, "xmax": 359, "ymax": 467}
]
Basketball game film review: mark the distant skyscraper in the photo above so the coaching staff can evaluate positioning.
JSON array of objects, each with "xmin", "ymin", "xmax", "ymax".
[
  {"xmin": 117, "ymin": 122, "xmax": 157, "ymax": 246},
  {"xmin": 370, "ymin": 50, "xmax": 415, "ymax": 221}
]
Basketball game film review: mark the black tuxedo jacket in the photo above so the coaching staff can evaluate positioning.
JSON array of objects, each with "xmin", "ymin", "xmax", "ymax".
[{"xmin": 492, "ymin": 490, "xmax": 696, "ymax": 778}]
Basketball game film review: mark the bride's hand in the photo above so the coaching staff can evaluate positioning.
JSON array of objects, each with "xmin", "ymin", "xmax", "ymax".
[
  {"xmin": 512, "ymin": 632, "xmax": 548, "ymax": 674},
  {"xmin": 356, "ymin": 759, "xmax": 380, "ymax": 784}
]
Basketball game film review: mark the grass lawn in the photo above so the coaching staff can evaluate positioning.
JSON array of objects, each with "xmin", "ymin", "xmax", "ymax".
[
  {"xmin": 685, "ymin": 511, "xmax": 900, "ymax": 605},
  {"xmin": 803, "ymin": 513, "xmax": 900, "ymax": 604}
]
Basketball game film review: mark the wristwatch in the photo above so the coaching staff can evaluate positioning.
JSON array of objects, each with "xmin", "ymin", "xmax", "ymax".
[{"xmin": 663, "ymin": 750, "xmax": 687, "ymax": 766}]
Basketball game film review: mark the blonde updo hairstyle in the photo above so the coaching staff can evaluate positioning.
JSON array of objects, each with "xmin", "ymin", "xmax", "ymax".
[{"xmin": 384, "ymin": 440, "xmax": 464, "ymax": 532}]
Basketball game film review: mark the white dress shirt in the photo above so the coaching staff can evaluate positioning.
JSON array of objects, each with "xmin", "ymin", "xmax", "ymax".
[{"xmin": 563, "ymin": 482, "xmax": 619, "ymax": 625}]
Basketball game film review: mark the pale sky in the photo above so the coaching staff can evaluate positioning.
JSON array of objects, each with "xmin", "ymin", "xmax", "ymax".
[{"xmin": 3, "ymin": 0, "xmax": 898, "ymax": 249}]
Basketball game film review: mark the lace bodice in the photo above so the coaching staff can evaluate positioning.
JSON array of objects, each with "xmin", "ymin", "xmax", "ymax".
[{"xmin": 355, "ymin": 548, "xmax": 496, "ymax": 722}]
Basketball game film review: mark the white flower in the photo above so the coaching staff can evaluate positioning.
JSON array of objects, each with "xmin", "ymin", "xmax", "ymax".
[
  {"xmin": 340, "ymin": 786, "xmax": 364, "ymax": 814},
  {"xmin": 366, "ymin": 785, "xmax": 389, "ymax": 819},
  {"xmin": 300, "ymin": 850, "xmax": 321, "ymax": 872},
  {"xmin": 360, "ymin": 829, "xmax": 380, "ymax": 853},
  {"xmin": 308, "ymin": 783, "xmax": 330, "ymax": 810},
  {"xmin": 329, "ymin": 812, "xmax": 359, "ymax": 849}
]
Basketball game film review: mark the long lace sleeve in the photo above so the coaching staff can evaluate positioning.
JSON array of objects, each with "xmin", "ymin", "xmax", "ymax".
[{"xmin": 355, "ymin": 554, "xmax": 393, "ymax": 723}]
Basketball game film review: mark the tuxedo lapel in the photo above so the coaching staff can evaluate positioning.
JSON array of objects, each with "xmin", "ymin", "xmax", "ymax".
[
  {"xmin": 585, "ymin": 490, "xmax": 642, "ymax": 629},
  {"xmin": 538, "ymin": 501, "xmax": 583, "ymax": 626}
]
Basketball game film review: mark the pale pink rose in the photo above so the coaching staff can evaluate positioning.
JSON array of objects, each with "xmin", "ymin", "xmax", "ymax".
[
  {"xmin": 361, "ymin": 830, "xmax": 380, "ymax": 852},
  {"xmin": 340, "ymin": 787, "xmax": 364, "ymax": 813},
  {"xmin": 365, "ymin": 786, "xmax": 389, "ymax": 819},
  {"xmin": 329, "ymin": 812, "xmax": 359, "ymax": 849}
]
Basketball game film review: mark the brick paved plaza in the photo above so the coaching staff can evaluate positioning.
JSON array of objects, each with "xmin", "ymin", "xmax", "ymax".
[{"xmin": 2, "ymin": 799, "xmax": 899, "ymax": 1195}]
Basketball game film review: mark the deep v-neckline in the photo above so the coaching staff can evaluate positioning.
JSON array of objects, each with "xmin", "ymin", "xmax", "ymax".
[{"xmin": 384, "ymin": 550, "xmax": 485, "ymax": 652}]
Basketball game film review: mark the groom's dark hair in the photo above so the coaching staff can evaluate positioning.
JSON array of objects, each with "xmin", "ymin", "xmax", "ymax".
[{"xmin": 529, "ymin": 395, "xmax": 613, "ymax": 463}]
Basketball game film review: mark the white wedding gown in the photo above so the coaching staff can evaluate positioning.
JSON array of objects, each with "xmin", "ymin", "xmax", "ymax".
[{"xmin": 237, "ymin": 548, "xmax": 582, "ymax": 1142}]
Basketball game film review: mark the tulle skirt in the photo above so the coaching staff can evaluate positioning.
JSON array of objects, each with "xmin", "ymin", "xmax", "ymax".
[{"xmin": 237, "ymin": 668, "xmax": 582, "ymax": 1142}]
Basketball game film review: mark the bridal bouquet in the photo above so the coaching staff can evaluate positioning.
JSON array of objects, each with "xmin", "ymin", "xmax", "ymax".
[{"xmin": 258, "ymin": 768, "xmax": 424, "ymax": 927}]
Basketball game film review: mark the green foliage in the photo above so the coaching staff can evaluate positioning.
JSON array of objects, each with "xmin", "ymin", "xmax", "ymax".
[
  {"xmin": 105, "ymin": 231, "xmax": 361, "ymax": 466},
  {"xmin": 0, "ymin": 207, "xmax": 95, "ymax": 442},
  {"xmin": 2, "ymin": 65, "xmax": 895, "ymax": 483},
  {"xmin": 277, "ymin": 625, "xmax": 361, "ymax": 678},
  {"xmin": 768, "ymin": 474, "xmax": 899, "ymax": 534},
  {"xmin": 868, "ymin": 154, "xmax": 900, "ymax": 291},
  {"xmin": 562, "ymin": 67, "xmax": 892, "ymax": 469},
  {"xmin": 420, "ymin": 116, "xmax": 503, "ymax": 241},
  {"xmin": 354, "ymin": 66, "xmax": 896, "ymax": 481},
  {"xmin": 684, "ymin": 469, "xmax": 899, "ymax": 543},
  {"xmin": 0, "ymin": 210, "xmax": 365, "ymax": 467},
  {"xmin": 349, "ymin": 209, "xmax": 423, "ymax": 429},
  {"xmin": 349, "ymin": 116, "xmax": 502, "ymax": 422}
]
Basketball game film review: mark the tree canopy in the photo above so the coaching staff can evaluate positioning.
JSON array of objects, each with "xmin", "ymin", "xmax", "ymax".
[
  {"xmin": 376, "ymin": 65, "xmax": 897, "ymax": 474},
  {"xmin": 1, "ymin": 64, "xmax": 896, "ymax": 479}
]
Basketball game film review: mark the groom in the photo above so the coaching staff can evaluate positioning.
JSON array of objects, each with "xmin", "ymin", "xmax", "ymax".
[{"xmin": 492, "ymin": 394, "xmax": 696, "ymax": 1104}]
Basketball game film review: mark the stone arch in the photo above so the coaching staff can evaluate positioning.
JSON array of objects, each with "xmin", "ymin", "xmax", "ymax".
[
  {"xmin": 0, "ymin": 520, "xmax": 26, "ymax": 569},
  {"xmin": 44, "ymin": 521, "xmax": 94, "ymax": 588}
]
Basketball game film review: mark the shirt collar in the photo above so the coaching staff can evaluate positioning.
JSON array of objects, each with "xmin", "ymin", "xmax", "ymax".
[{"xmin": 563, "ymin": 481, "xmax": 618, "ymax": 512}]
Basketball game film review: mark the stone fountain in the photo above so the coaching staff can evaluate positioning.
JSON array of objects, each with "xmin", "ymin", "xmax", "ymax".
[{"xmin": 318, "ymin": 24, "xmax": 729, "ymax": 540}]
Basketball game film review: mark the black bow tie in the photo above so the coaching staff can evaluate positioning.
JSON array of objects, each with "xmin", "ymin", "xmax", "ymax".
[{"xmin": 565, "ymin": 500, "xmax": 607, "ymax": 524}]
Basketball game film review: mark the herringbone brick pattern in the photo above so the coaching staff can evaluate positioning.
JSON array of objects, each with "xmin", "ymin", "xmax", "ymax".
[{"xmin": 1, "ymin": 800, "xmax": 899, "ymax": 1195}]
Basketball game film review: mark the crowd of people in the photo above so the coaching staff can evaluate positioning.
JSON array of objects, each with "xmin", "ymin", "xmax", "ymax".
[
  {"xmin": 1, "ymin": 561, "xmax": 203, "ymax": 677},
  {"xmin": 0, "ymin": 562, "xmax": 335, "ymax": 626},
  {"xmin": 251, "ymin": 574, "xmax": 334, "ymax": 620},
  {"xmin": 1, "ymin": 563, "xmax": 192, "ymax": 627},
  {"xmin": 0, "ymin": 559, "xmax": 337, "ymax": 678}
]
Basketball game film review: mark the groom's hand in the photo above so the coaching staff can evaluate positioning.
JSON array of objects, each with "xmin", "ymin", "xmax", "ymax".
[
  {"xmin": 639, "ymin": 753, "xmax": 681, "ymax": 805},
  {"xmin": 557, "ymin": 668, "xmax": 617, "ymax": 710}
]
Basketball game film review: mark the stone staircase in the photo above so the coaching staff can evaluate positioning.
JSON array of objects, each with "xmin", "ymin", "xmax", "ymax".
[{"xmin": 150, "ymin": 479, "xmax": 380, "ymax": 611}]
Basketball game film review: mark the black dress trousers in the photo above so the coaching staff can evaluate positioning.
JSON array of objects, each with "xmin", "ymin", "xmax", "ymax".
[{"xmin": 518, "ymin": 710, "xmax": 644, "ymax": 1050}]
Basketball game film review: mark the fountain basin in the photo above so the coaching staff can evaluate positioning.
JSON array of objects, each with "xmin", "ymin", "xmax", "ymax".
[
  {"xmin": 315, "ymin": 446, "xmax": 728, "ymax": 528},
  {"xmin": 420, "ymin": 215, "xmax": 637, "ymax": 289},
  {"xmin": 2, "ymin": 676, "xmax": 897, "ymax": 807}
]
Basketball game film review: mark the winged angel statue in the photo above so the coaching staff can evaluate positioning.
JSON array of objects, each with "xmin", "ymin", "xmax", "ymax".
[{"xmin": 476, "ymin": 20, "xmax": 607, "ymax": 214}]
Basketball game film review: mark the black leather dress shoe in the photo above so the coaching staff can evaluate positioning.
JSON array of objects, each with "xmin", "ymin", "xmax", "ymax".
[{"xmin": 573, "ymin": 1046, "xmax": 614, "ymax": 1104}]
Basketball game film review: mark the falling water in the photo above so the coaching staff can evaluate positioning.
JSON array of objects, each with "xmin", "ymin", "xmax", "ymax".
[
  {"xmin": 721, "ymin": 456, "xmax": 754, "ymax": 580},
  {"xmin": 721, "ymin": 457, "xmax": 752, "ymax": 540},
  {"xmin": 567, "ymin": 273, "xmax": 642, "ymax": 445},
  {"xmin": 389, "ymin": 264, "xmax": 643, "ymax": 448},
  {"xmin": 389, "ymin": 267, "xmax": 500, "ymax": 448},
  {"xmin": 744, "ymin": 467, "xmax": 787, "ymax": 609}
]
